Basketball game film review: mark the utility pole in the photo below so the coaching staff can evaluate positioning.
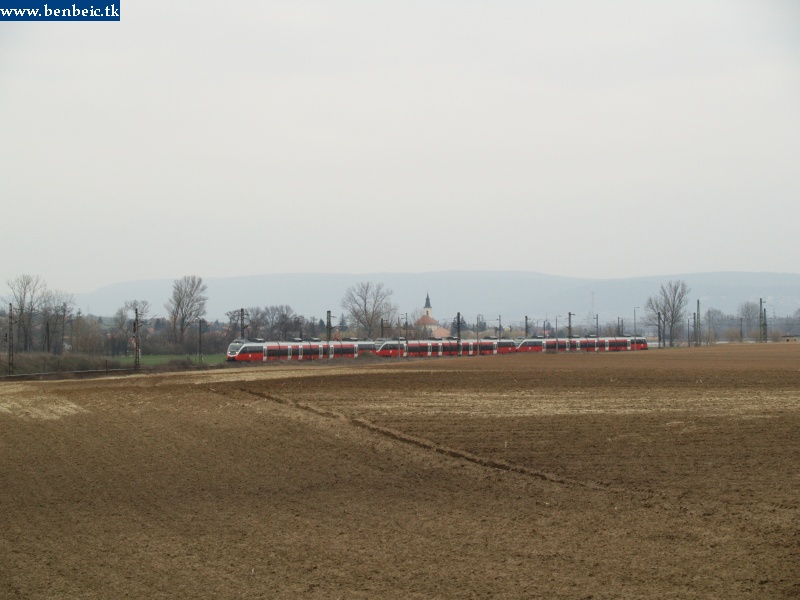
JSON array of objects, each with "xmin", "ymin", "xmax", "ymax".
[
  {"xmin": 198, "ymin": 319, "xmax": 204, "ymax": 363},
  {"xmin": 60, "ymin": 302, "xmax": 67, "ymax": 355},
  {"xmin": 758, "ymin": 298, "xmax": 768, "ymax": 343},
  {"xmin": 7, "ymin": 304, "xmax": 13, "ymax": 376},
  {"xmin": 133, "ymin": 308, "xmax": 140, "ymax": 371},
  {"xmin": 326, "ymin": 311, "xmax": 332, "ymax": 342},
  {"xmin": 239, "ymin": 308, "xmax": 245, "ymax": 339},
  {"xmin": 658, "ymin": 311, "xmax": 663, "ymax": 348},
  {"xmin": 525, "ymin": 316, "xmax": 529, "ymax": 338},
  {"xmin": 568, "ymin": 312, "xmax": 574, "ymax": 339},
  {"xmin": 456, "ymin": 312, "xmax": 462, "ymax": 356},
  {"xmin": 397, "ymin": 315, "xmax": 403, "ymax": 362},
  {"xmin": 696, "ymin": 300, "xmax": 701, "ymax": 346}
]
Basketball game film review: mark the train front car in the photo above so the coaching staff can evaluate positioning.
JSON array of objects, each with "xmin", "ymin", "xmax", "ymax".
[
  {"xmin": 226, "ymin": 339, "xmax": 246, "ymax": 361},
  {"xmin": 226, "ymin": 339, "xmax": 265, "ymax": 362}
]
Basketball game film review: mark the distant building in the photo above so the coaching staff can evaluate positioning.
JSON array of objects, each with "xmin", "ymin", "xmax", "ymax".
[{"xmin": 416, "ymin": 293, "xmax": 451, "ymax": 338}]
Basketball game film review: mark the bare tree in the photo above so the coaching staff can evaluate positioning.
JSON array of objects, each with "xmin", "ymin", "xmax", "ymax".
[
  {"xmin": 7, "ymin": 274, "xmax": 48, "ymax": 351},
  {"xmin": 702, "ymin": 307, "xmax": 728, "ymax": 345},
  {"xmin": 644, "ymin": 280, "xmax": 691, "ymax": 347},
  {"xmin": 244, "ymin": 306, "xmax": 268, "ymax": 339},
  {"xmin": 276, "ymin": 308, "xmax": 298, "ymax": 340},
  {"xmin": 124, "ymin": 299, "xmax": 151, "ymax": 323},
  {"xmin": 72, "ymin": 310, "xmax": 105, "ymax": 354},
  {"xmin": 38, "ymin": 290, "xmax": 74, "ymax": 353},
  {"xmin": 165, "ymin": 276, "xmax": 208, "ymax": 345},
  {"xmin": 341, "ymin": 282, "xmax": 397, "ymax": 339},
  {"xmin": 225, "ymin": 306, "xmax": 294, "ymax": 340},
  {"xmin": 264, "ymin": 305, "xmax": 295, "ymax": 340},
  {"xmin": 108, "ymin": 306, "xmax": 130, "ymax": 356},
  {"xmin": 51, "ymin": 291, "xmax": 75, "ymax": 354},
  {"xmin": 737, "ymin": 301, "xmax": 760, "ymax": 339}
]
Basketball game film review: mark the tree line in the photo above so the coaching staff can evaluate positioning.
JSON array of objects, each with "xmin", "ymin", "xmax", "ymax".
[
  {"xmin": 2, "ymin": 275, "xmax": 798, "ymax": 365},
  {"xmin": 641, "ymin": 280, "xmax": 798, "ymax": 346},
  {"xmin": 0, "ymin": 276, "xmax": 400, "ymax": 359}
]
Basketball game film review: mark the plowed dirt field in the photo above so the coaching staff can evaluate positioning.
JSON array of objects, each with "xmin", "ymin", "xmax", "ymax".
[{"xmin": 1, "ymin": 344, "xmax": 798, "ymax": 598}]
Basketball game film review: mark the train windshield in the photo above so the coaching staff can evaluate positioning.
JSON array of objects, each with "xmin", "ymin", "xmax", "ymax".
[{"xmin": 227, "ymin": 342, "xmax": 244, "ymax": 354}]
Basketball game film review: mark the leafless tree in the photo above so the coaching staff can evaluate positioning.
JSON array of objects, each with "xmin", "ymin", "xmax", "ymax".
[
  {"xmin": 702, "ymin": 307, "xmax": 728, "ymax": 344},
  {"xmin": 124, "ymin": 299, "xmax": 151, "ymax": 345},
  {"xmin": 224, "ymin": 306, "xmax": 298, "ymax": 341},
  {"xmin": 276, "ymin": 309, "xmax": 298, "ymax": 340},
  {"xmin": 264, "ymin": 305, "xmax": 295, "ymax": 340},
  {"xmin": 52, "ymin": 291, "xmax": 75, "ymax": 354},
  {"xmin": 644, "ymin": 280, "xmax": 691, "ymax": 347},
  {"xmin": 7, "ymin": 274, "xmax": 48, "ymax": 351},
  {"xmin": 737, "ymin": 301, "xmax": 760, "ymax": 339},
  {"xmin": 244, "ymin": 306, "xmax": 268, "ymax": 339},
  {"xmin": 341, "ymin": 282, "xmax": 397, "ymax": 339},
  {"xmin": 107, "ymin": 306, "xmax": 130, "ymax": 356},
  {"xmin": 72, "ymin": 310, "xmax": 105, "ymax": 354},
  {"xmin": 165, "ymin": 276, "xmax": 208, "ymax": 344},
  {"xmin": 124, "ymin": 299, "xmax": 151, "ymax": 323},
  {"xmin": 38, "ymin": 290, "xmax": 74, "ymax": 353}
]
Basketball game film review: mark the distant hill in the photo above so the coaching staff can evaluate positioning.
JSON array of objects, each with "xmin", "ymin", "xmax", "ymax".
[{"xmin": 72, "ymin": 271, "xmax": 800, "ymax": 327}]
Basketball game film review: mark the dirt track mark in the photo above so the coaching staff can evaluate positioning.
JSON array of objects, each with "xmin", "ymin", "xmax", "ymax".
[{"xmin": 231, "ymin": 386, "xmax": 631, "ymax": 492}]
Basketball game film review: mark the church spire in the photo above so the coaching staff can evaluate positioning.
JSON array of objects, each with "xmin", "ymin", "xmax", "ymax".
[{"xmin": 423, "ymin": 293, "xmax": 433, "ymax": 319}]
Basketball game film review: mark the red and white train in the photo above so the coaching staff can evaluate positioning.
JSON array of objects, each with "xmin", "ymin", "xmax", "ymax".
[{"xmin": 226, "ymin": 336, "xmax": 648, "ymax": 362}]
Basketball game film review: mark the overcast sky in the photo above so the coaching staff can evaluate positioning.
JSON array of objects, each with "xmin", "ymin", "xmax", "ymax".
[{"xmin": 2, "ymin": 0, "xmax": 799, "ymax": 294}]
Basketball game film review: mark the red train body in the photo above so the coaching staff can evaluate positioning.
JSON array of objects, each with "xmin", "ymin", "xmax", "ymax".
[
  {"xmin": 226, "ymin": 339, "xmax": 375, "ymax": 362},
  {"xmin": 226, "ymin": 336, "xmax": 648, "ymax": 362}
]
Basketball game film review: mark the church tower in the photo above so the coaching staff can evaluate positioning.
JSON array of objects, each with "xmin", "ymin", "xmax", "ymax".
[{"xmin": 416, "ymin": 293, "xmax": 438, "ymax": 337}]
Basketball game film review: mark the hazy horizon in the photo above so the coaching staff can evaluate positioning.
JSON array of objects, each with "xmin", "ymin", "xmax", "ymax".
[
  {"xmin": 5, "ymin": 267, "xmax": 800, "ymax": 298},
  {"xmin": 45, "ymin": 270, "xmax": 800, "ymax": 324},
  {"xmin": 2, "ymin": 1, "xmax": 799, "ymax": 292}
]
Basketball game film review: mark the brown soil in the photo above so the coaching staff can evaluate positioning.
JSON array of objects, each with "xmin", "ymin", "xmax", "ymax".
[{"xmin": 1, "ymin": 344, "xmax": 798, "ymax": 599}]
